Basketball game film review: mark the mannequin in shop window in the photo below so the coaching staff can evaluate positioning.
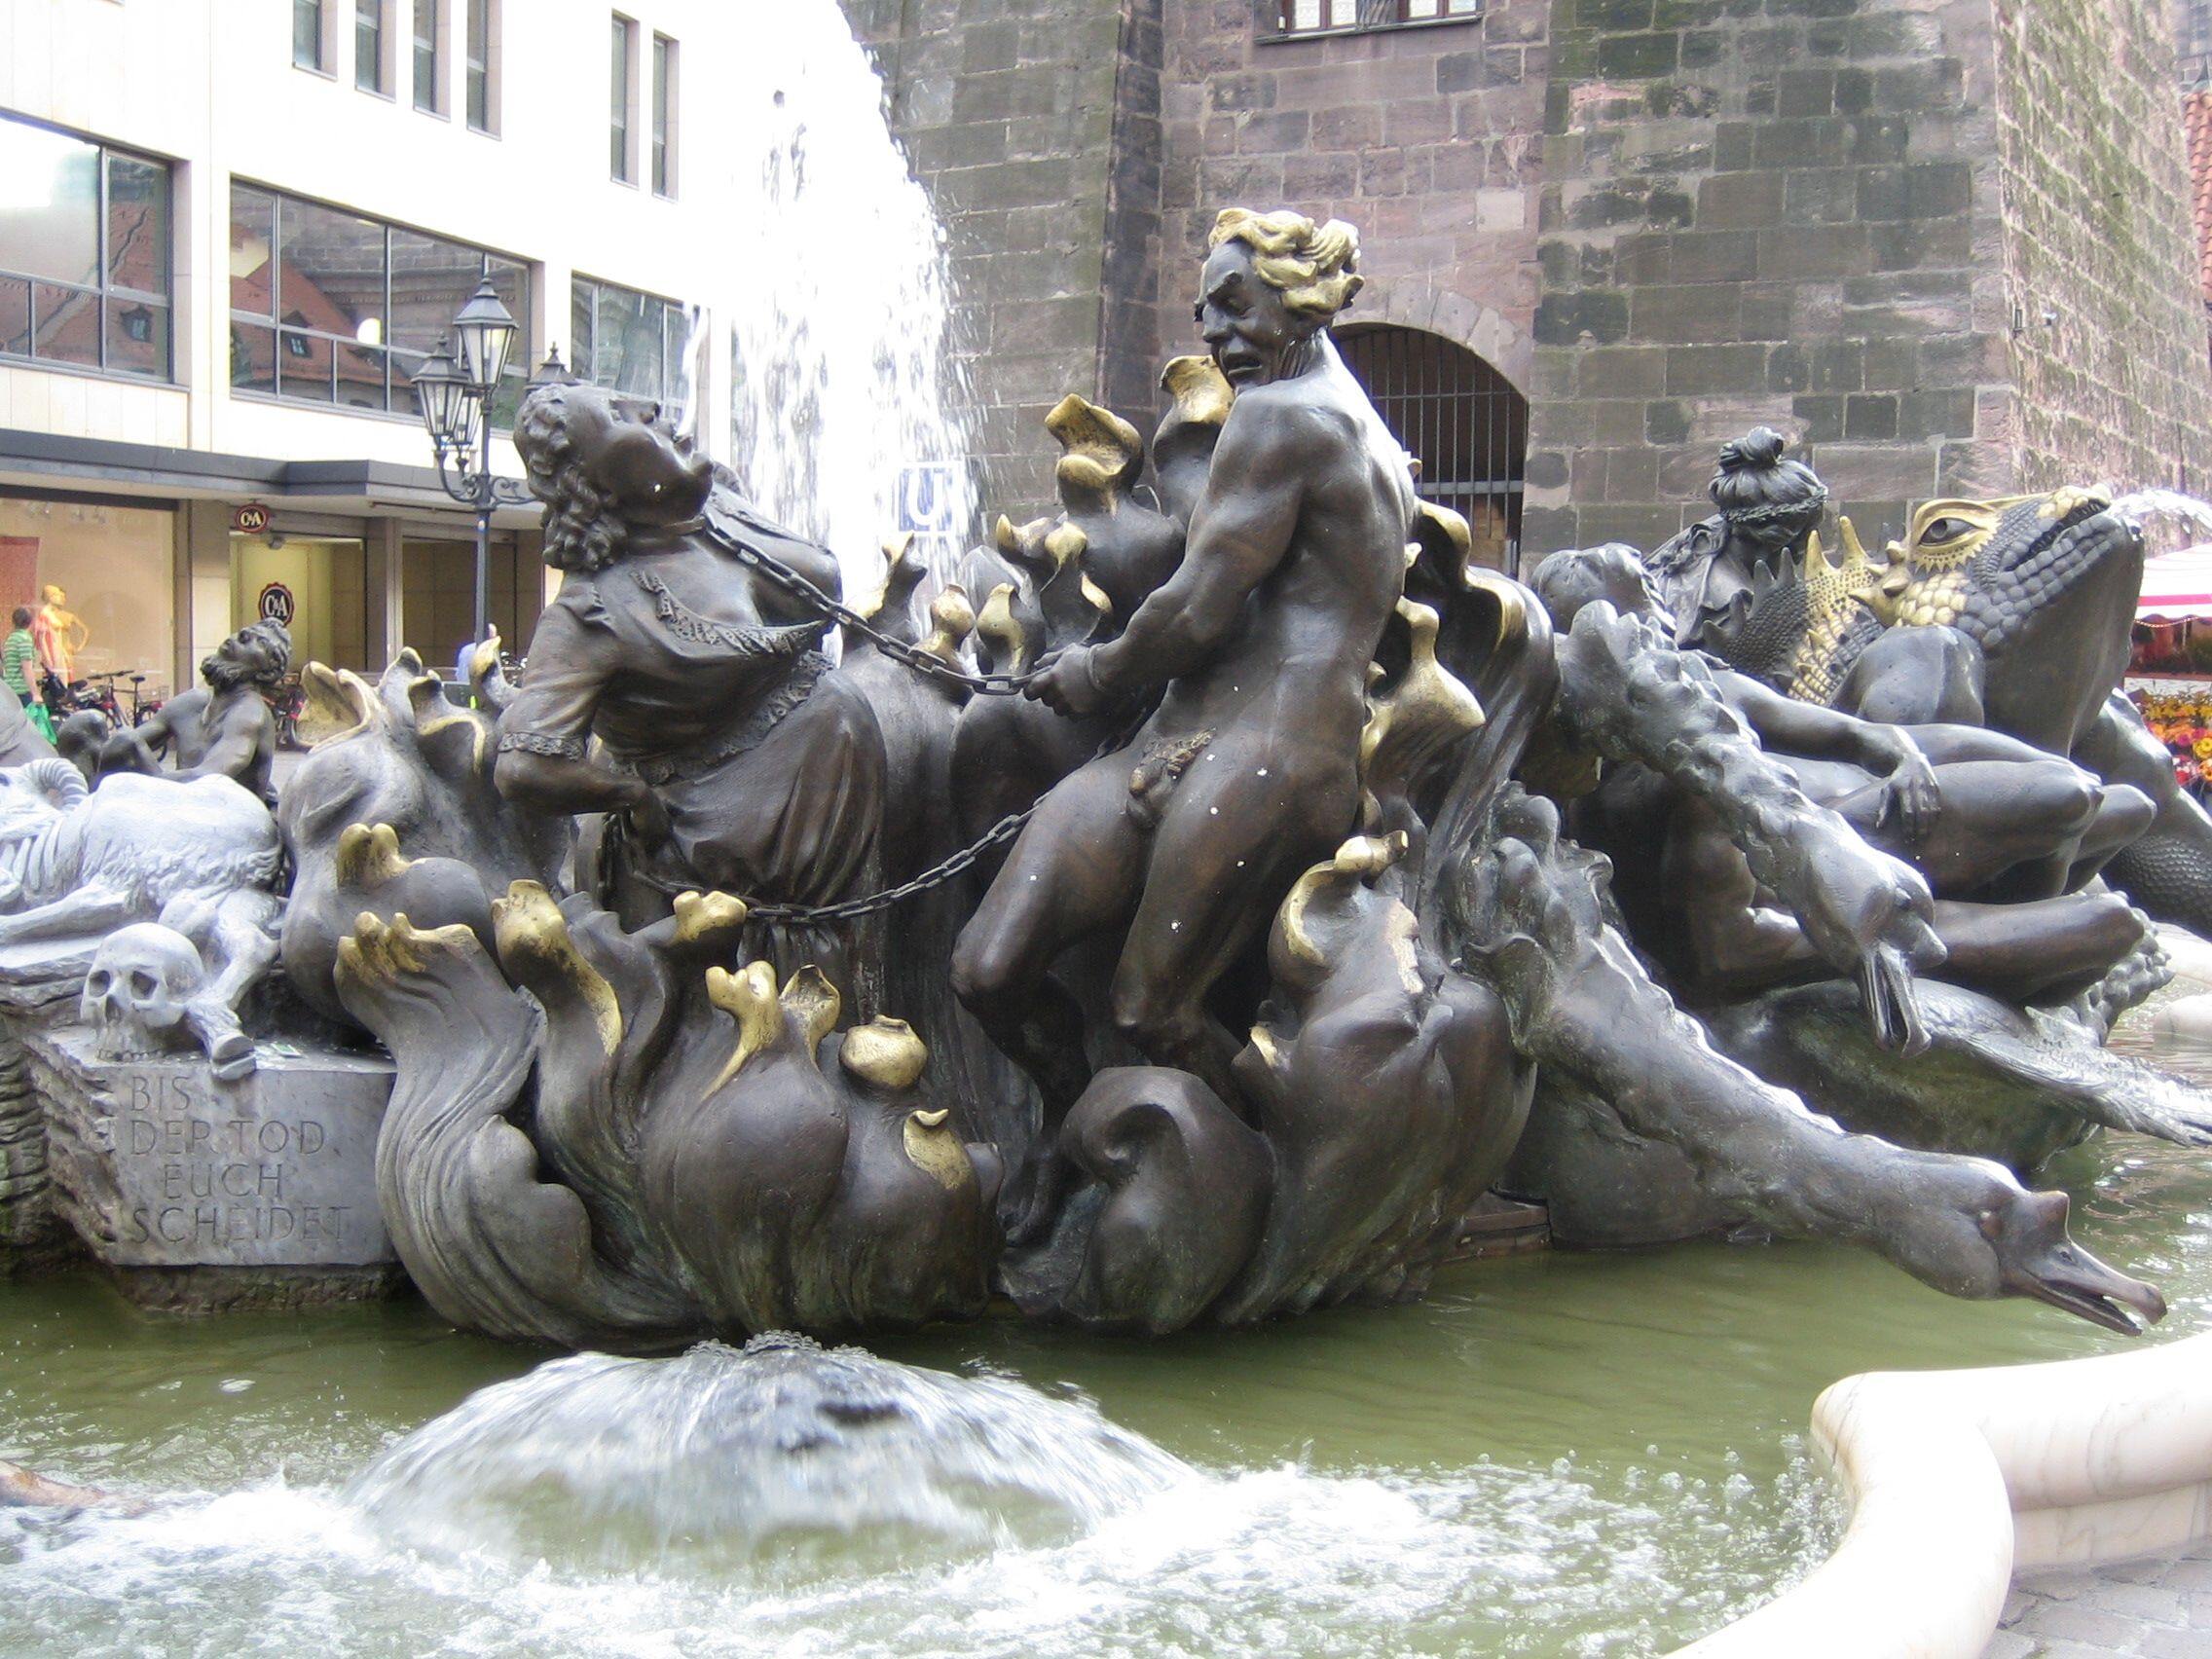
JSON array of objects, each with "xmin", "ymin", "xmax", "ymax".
[
  {"xmin": 31, "ymin": 585, "xmax": 88, "ymax": 683},
  {"xmin": 90, "ymin": 620, "xmax": 291, "ymax": 808}
]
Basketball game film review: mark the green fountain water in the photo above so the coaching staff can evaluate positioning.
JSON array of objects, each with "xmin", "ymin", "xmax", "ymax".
[{"xmin": 4, "ymin": 1012, "xmax": 2207, "ymax": 1657}]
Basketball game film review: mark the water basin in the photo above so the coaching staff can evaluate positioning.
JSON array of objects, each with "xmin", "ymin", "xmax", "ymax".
[{"xmin": 3, "ymin": 1013, "xmax": 2208, "ymax": 1657}]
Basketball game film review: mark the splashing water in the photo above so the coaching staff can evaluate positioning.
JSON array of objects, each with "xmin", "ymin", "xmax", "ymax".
[
  {"xmin": 717, "ymin": 3, "xmax": 977, "ymax": 598},
  {"xmin": 0, "ymin": 1330, "xmax": 1844, "ymax": 1658},
  {"xmin": 344, "ymin": 1335, "xmax": 1188, "ymax": 1577},
  {"xmin": 2108, "ymin": 488, "xmax": 2212, "ymax": 559}
]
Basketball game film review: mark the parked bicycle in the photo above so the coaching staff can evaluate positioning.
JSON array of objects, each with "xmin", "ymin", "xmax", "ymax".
[{"xmin": 267, "ymin": 672, "xmax": 307, "ymax": 751}]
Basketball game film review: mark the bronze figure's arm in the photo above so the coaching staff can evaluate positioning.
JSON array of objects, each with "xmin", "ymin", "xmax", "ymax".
[
  {"xmin": 1716, "ymin": 667, "xmax": 1940, "ymax": 844},
  {"xmin": 1027, "ymin": 400, "xmax": 1306, "ymax": 715},
  {"xmin": 168, "ymin": 698, "xmax": 271, "ymax": 788},
  {"xmin": 493, "ymin": 602, "xmax": 670, "ymax": 847},
  {"xmin": 1554, "ymin": 602, "xmax": 1944, "ymax": 1051}
]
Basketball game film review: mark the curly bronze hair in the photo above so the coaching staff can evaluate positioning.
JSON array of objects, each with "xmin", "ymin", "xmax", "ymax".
[
  {"xmin": 203, "ymin": 618, "xmax": 290, "ymax": 693},
  {"xmin": 1709, "ymin": 427, "xmax": 1827, "ymax": 535},
  {"xmin": 514, "ymin": 383, "xmax": 629, "ymax": 573},
  {"xmin": 1207, "ymin": 208, "xmax": 1364, "ymax": 321}
]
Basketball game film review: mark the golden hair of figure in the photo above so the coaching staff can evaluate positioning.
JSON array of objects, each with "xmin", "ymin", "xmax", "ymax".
[{"xmin": 1208, "ymin": 207, "xmax": 1364, "ymax": 319}]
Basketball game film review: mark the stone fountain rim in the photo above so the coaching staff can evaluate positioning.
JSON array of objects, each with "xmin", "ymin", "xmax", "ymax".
[{"xmin": 1673, "ymin": 1326, "xmax": 2212, "ymax": 1656}]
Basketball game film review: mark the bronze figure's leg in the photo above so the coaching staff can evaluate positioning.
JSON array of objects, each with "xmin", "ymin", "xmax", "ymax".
[
  {"xmin": 1923, "ymin": 893, "xmax": 2150, "ymax": 1005},
  {"xmin": 1832, "ymin": 625, "xmax": 1986, "ymax": 728},
  {"xmin": 1110, "ymin": 741, "xmax": 1353, "ymax": 1113},
  {"xmin": 952, "ymin": 750, "xmax": 1150, "ymax": 1235}
]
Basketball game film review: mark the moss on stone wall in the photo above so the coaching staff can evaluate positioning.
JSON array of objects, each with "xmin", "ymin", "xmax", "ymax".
[{"xmin": 1992, "ymin": 0, "xmax": 2212, "ymax": 495}]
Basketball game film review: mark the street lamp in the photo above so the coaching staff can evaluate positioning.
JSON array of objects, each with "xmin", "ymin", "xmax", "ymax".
[{"xmin": 411, "ymin": 274, "xmax": 545, "ymax": 647}]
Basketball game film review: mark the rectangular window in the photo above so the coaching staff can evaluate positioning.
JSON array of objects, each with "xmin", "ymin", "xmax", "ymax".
[
  {"xmin": 650, "ymin": 34, "xmax": 676, "ymax": 198},
  {"xmin": 228, "ymin": 181, "xmax": 531, "ymax": 424},
  {"xmin": 645, "ymin": 36, "xmax": 672, "ymax": 200},
  {"xmin": 355, "ymin": 0, "xmax": 387, "ymax": 93},
  {"xmin": 293, "ymin": 0, "xmax": 327, "ymax": 69},
  {"xmin": 0, "ymin": 114, "xmax": 172, "ymax": 382},
  {"xmin": 570, "ymin": 274, "xmax": 691, "ymax": 423},
  {"xmin": 465, "ymin": 0, "xmax": 496, "ymax": 132},
  {"xmin": 610, "ymin": 15, "xmax": 636, "ymax": 183},
  {"xmin": 1272, "ymin": 0, "xmax": 1478, "ymax": 34},
  {"xmin": 413, "ymin": 0, "xmax": 441, "ymax": 112}
]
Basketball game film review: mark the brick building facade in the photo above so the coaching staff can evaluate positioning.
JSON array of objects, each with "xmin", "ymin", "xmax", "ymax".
[{"xmin": 842, "ymin": 0, "xmax": 2212, "ymax": 571}]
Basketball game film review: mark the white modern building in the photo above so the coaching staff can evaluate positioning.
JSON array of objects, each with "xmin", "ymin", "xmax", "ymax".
[{"xmin": 0, "ymin": 0, "xmax": 758, "ymax": 697}]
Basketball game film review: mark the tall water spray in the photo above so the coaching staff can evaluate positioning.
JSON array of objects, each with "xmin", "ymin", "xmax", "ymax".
[{"xmin": 715, "ymin": 2, "xmax": 977, "ymax": 598}]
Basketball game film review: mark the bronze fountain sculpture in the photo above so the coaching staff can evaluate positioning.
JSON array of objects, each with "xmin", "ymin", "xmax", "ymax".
[{"xmin": 4, "ymin": 206, "xmax": 2199, "ymax": 1347}]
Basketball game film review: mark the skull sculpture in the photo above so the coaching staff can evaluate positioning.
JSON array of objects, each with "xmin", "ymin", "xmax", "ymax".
[{"xmin": 82, "ymin": 924, "xmax": 206, "ymax": 1061}]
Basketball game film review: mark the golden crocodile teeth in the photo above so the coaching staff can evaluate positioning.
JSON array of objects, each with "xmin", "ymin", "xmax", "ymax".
[
  {"xmin": 779, "ymin": 964, "xmax": 843, "ymax": 1052},
  {"xmin": 297, "ymin": 661, "xmax": 383, "ymax": 746},
  {"xmin": 1160, "ymin": 353, "xmax": 1234, "ymax": 426},
  {"xmin": 334, "ymin": 822, "xmax": 412, "ymax": 890},
  {"xmin": 926, "ymin": 584, "xmax": 977, "ymax": 658},
  {"xmin": 1046, "ymin": 394, "xmax": 1144, "ymax": 502},
  {"xmin": 493, "ymin": 880, "xmax": 623, "ymax": 1054},
  {"xmin": 672, "ymin": 889, "xmax": 749, "ymax": 945}
]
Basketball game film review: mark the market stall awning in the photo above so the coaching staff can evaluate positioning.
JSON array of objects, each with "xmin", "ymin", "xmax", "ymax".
[{"xmin": 2139, "ymin": 547, "xmax": 2212, "ymax": 620}]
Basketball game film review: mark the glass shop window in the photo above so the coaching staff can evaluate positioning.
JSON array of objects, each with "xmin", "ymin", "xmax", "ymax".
[
  {"xmin": 651, "ymin": 33, "xmax": 677, "ymax": 198},
  {"xmin": 294, "ymin": 0, "xmax": 328, "ymax": 69},
  {"xmin": 0, "ymin": 114, "xmax": 174, "ymax": 382},
  {"xmin": 402, "ymin": 533, "xmax": 534, "ymax": 672},
  {"xmin": 414, "ymin": 0, "xmax": 442, "ymax": 113},
  {"xmin": 355, "ymin": 0, "xmax": 387, "ymax": 94},
  {"xmin": 228, "ymin": 182, "xmax": 531, "ymax": 424},
  {"xmin": 1272, "ymin": 0, "xmax": 1480, "ymax": 35},
  {"xmin": 465, "ymin": 0, "xmax": 498, "ymax": 132},
  {"xmin": 0, "ymin": 496, "xmax": 178, "ymax": 697},
  {"xmin": 570, "ymin": 274, "xmax": 692, "ymax": 424},
  {"xmin": 610, "ymin": 15, "xmax": 638, "ymax": 183}
]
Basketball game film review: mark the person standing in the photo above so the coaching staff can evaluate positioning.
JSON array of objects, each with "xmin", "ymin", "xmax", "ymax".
[{"xmin": 4, "ymin": 608, "xmax": 52, "ymax": 741}]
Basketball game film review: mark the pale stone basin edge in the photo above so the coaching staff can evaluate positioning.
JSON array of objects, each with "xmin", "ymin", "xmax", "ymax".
[{"xmin": 1671, "ymin": 1329, "xmax": 2212, "ymax": 1657}]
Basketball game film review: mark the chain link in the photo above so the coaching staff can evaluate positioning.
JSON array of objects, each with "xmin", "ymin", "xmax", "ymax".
[
  {"xmin": 743, "ymin": 809, "xmax": 1038, "ymax": 924},
  {"xmin": 703, "ymin": 507, "xmax": 1039, "ymax": 697},
  {"xmin": 667, "ymin": 507, "xmax": 1150, "ymax": 926}
]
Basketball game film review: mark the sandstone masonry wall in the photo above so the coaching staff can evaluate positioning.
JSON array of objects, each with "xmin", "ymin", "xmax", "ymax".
[
  {"xmin": 1150, "ymin": 1, "xmax": 1550, "ymax": 414},
  {"xmin": 1993, "ymin": 0, "xmax": 2212, "ymax": 497},
  {"xmin": 840, "ymin": 0, "xmax": 1126, "ymax": 517},
  {"xmin": 1523, "ymin": 0, "xmax": 2014, "ymax": 561}
]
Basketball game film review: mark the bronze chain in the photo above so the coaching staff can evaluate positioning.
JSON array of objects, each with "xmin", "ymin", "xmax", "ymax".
[
  {"xmin": 702, "ymin": 507, "xmax": 1038, "ymax": 696},
  {"xmin": 680, "ymin": 508, "xmax": 1149, "ymax": 925}
]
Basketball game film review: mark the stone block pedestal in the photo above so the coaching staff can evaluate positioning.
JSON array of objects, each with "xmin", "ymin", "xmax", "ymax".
[
  {"xmin": 28, "ymin": 1030, "xmax": 402, "ymax": 1310},
  {"xmin": 0, "ymin": 956, "xmax": 98, "ymax": 1273}
]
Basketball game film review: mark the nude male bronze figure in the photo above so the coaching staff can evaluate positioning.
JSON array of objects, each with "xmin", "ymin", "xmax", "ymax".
[{"xmin": 952, "ymin": 208, "xmax": 1413, "ymax": 1233}]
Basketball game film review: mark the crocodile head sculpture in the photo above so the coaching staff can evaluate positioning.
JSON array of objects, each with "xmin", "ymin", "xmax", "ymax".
[{"xmin": 1872, "ymin": 488, "xmax": 2145, "ymax": 753}]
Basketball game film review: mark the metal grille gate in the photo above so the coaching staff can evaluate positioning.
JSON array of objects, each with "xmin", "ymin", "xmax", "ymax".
[{"xmin": 1338, "ymin": 324, "xmax": 1527, "ymax": 571}]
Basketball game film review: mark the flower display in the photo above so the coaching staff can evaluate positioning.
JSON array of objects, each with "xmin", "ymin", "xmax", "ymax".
[{"xmin": 2132, "ymin": 686, "xmax": 2212, "ymax": 793}]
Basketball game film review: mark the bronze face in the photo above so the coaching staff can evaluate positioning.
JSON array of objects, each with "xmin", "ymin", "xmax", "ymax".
[
  {"xmin": 1195, "ymin": 240, "xmax": 1316, "ymax": 387},
  {"xmin": 571, "ymin": 389, "xmax": 714, "ymax": 525}
]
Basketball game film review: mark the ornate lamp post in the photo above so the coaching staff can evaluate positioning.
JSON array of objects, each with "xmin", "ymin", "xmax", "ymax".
[{"xmin": 411, "ymin": 276, "xmax": 566, "ymax": 645}]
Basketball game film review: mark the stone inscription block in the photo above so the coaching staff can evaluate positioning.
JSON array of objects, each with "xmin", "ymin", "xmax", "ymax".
[{"xmin": 35, "ymin": 1031, "xmax": 395, "ymax": 1270}]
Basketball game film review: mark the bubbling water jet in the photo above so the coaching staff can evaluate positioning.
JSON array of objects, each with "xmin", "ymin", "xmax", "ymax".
[{"xmin": 342, "ymin": 1335, "xmax": 1191, "ymax": 1578}]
